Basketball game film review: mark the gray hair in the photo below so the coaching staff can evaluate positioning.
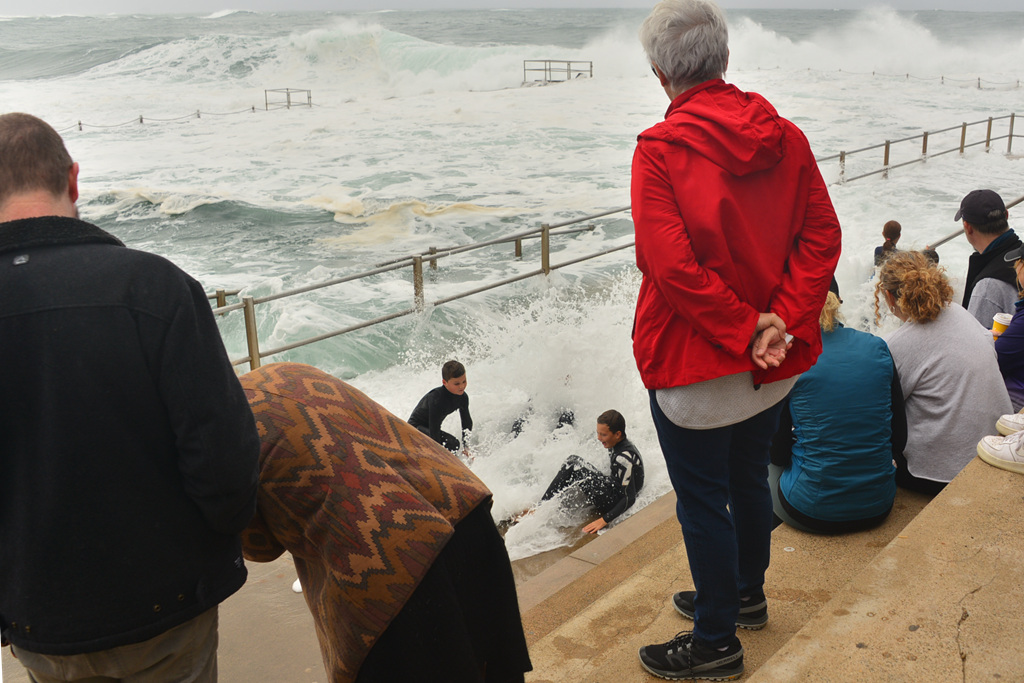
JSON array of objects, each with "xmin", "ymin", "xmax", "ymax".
[{"xmin": 639, "ymin": 0, "xmax": 729, "ymax": 92}]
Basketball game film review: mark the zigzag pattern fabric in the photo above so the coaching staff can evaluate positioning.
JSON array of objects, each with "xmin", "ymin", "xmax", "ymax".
[{"xmin": 238, "ymin": 362, "xmax": 491, "ymax": 683}]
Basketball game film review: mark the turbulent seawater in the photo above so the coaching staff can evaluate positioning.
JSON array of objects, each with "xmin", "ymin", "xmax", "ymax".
[{"xmin": 2, "ymin": 6, "xmax": 1023, "ymax": 559}]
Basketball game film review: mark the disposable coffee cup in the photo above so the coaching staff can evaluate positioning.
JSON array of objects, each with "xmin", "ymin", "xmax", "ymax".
[{"xmin": 993, "ymin": 312, "xmax": 1013, "ymax": 336}]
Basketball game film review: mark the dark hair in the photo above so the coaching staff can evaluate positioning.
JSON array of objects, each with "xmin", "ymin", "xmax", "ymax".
[
  {"xmin": 881, "ymin": 220, "xmax": 901, "ymax": 254},
  {"xmin": 0, "ymin": 113, "xmax": 73, "ymax": 208},
  {"xmin": 970, "ymin": 215, "xmax": 1010, "ymax": 236},
  {"xmin": 597, "ymin": 409, "xmax": 626, "ymax": 436},
  {"xmin": 441, "ymin": 360, "xmax": 466, "ymax": 381}
]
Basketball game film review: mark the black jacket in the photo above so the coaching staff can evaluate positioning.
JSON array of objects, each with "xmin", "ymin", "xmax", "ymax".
[
  {"xmin": 962, "ymin": 230, "xmax": 1022, "ymax": 307},
  {"xmin": 0, "ymin": 216, "xmax": 260, "ymax": 655}
]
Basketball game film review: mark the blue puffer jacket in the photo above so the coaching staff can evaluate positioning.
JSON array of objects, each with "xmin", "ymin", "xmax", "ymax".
[{"xmin": 779, "ymin": 324, "xmax": 897, "ymax": 522}]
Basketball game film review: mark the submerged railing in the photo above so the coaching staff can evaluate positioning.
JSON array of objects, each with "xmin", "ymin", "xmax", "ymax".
[
  {"xmin": 214, "ymin": 207, "xmax": 633, "ymax": 370},
  {"xmin": 819, "ymin": 113, "xmax": 1018, "ymax": 184},
  {"xmin": 523, "ymin": 60, "xmax": 593, "ymax": 84},
  {"xmin": 264, "ymin": 88, "xmax": 312, "ymax": 110}
]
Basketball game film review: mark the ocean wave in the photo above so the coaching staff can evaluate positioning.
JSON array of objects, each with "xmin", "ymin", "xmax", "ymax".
[
  {"xmin": 729, "ymin": 6, "xmax": 1024, "ymax": 78},
  {"xmin": 203, "ymin": 9, "xmax": 255, "ymax": 19}
]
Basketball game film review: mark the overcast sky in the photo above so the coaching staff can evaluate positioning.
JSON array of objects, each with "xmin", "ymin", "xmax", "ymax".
[{"xmin": 14, "ymin": 0, "xmax": 1021, "ymax": 16}]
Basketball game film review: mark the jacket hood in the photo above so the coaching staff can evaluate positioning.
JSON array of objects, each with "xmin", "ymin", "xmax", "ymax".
[{"xmin": 638, "ymin": 79, "xmax": 785, "ymax": 177}]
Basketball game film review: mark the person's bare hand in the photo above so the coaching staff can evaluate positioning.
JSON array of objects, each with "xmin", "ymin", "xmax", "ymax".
[
  {"xmin": 583, "ymin": 517, "xmax": 608, "ymax": 534},
  {"xmin": 752, "ymin": 325, "xmax": 792, "ymax": 369},
  {"xmin": 752, "ymin": 312, "xmax": 786, "ymax": 344}
]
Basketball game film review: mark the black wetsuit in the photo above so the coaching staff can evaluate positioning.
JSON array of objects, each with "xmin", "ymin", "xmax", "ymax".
[
  {"xmin": 541, "ymin": 438, "xmax": 644, "ymax": 524},
  {"xmin": 408, "ymin": 385, "xmax": 472, "ymax": 452}
]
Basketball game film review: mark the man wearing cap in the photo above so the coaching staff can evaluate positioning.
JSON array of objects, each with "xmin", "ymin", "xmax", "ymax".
[{"xmin": 959, "ymin": 189, "xmax": 1019, "ymax": 328}]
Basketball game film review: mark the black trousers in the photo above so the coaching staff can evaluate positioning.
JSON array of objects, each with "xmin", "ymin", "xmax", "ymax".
[{"xmin": 541, "ymin": 455, "xmax": 617, "ymax": 514}]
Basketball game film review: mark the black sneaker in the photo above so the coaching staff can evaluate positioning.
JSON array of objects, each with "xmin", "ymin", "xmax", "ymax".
[
  {"xmin": 672, "ymin": 591, "xmax": 768, "ymax": 630},
  {"xmin": 638, "ymin": 631, "xmax": 744, "ymax": 680}
]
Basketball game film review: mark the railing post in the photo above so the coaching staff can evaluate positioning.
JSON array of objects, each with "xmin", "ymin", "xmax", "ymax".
[
  {"xmin": 514, "ymin": 237, "xmax": 523, "ymax": 258},
  {"xmin": 838, "ymin": 151, "xmax": 846, "ymax": 184},
  {"xmin": 960, "ymin": 122, "xmax": 967, "ymax": 155},
  {"xmin": 242, "ymin": 296, "xmax": 261, "ymax": 371},
  {"xmin": 215, "ymin": 288, "xmax": 227, "ymax": 310},
  {"xmin": 541, "ymin": 224, "xmax": 551, "ymax": 275},
  {"xmin": 428, "ymin": 246, "xmax": 438, "ymax": 271},
  {"xmin": 413, "ymin": 256, "xmax": 425, "ymax": 312},
  {"xmin": 921, "ymin": 131, "xmax": 929, "ymax": 159},
  {"xmin": 883, "ymin": 140, "xmax": 891, "ymax": 179},
  {"xmin": 1009, "ymin": 113, "xmax": 1016, "ymax": 155},
  {"xmin": 986, "ymin": 117, "xmax": 993, "ymax": 152}
]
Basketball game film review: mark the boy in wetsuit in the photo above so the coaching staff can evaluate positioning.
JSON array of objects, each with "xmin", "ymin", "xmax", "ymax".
[
  {"xmin": 408, "ymin": 360, "xmax": 473, "ymax": 453},
  {"xmin": 540, "ymin": 410, "xmax": 644, "ymax": 534}
]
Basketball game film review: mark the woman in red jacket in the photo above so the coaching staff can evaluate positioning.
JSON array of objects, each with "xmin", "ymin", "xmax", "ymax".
[{"xmin": 631, "ymin": 1, "xmax": 841, "ymax": 679}]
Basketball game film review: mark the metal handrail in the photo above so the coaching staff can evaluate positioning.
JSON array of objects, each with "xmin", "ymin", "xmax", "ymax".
[
  {"xmin": 374, "ymin": 223, "xmax": 599, "ymax": 269},
  {"xmin": 820, "ymin": 114, "xmax": 1018, "ymax": 183},
  {"xmin": 214, "ymin": 207, "xmax": 634, "ymax": 370}
]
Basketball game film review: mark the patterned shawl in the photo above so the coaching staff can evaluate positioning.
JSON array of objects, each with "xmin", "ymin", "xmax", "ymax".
[{"xmin": 239, "ymin": 363, "xmax": 492, "ymax": 683}]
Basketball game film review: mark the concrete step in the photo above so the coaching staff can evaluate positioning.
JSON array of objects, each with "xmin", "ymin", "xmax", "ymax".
[
  {"xmin": 520, "ymin": 485, "xmax": 930, "ymax": 681},
  {"xmin": 750, "ymin": 457, "xmax": 1024, "ymax": 682}
]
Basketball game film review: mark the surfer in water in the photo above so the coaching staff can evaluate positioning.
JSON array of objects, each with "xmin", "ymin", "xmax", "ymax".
[
  {"xmin": 408, "ymin": 360, "xmax": 473, "ymax": 456},
  {"xmin": 519, "ymin": 410, "xmax": 644, "ymax": 534}
]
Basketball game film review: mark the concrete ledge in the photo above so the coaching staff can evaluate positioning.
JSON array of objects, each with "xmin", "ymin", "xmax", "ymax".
[
  {"xmin": 519, "ymin": 492, "xmax": 680, "ymax": 639},
  {"xmin": 750, "ymin": 457, "xmax": 1024, "ymax": 682}
]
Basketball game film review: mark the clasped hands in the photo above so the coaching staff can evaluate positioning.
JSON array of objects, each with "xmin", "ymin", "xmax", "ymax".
[{"xmin": 751, "ymin": 312, "xmax": 791, "ymax": 370}]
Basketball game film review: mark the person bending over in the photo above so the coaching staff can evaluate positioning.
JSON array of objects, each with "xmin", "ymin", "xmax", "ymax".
[
  {"xmin": 240, "ymin": 362, "xmax": 531, "ymax": 683},
  {"xmin": 408, "ymin": 359, "xmax": 473, "ymax": 453},
  {"xmin": 540, "ymin": 410, "xmax": 645, "ymax": 534}
]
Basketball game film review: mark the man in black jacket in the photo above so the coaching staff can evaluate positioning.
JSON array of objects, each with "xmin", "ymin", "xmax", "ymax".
[
  {"xmin": 0, "ymin": 113, "xmax": 260, "ymax": 682},
  {"xmin": 959, "ymin": 189, "xmax": 1019, "ymax": 328}
]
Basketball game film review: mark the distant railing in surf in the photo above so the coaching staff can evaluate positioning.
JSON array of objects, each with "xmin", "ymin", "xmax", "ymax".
[
  {"xmin": 264, "ymin": 89, "xmax": 312, "ymax": 110},
  {"xmin": 212, "ymin": 207, "xmax": 633, "ymax": 370},
  {"xmin": 817, "ymin": 113, "xmax": 1019, "ymax": 184},
  {"xmin": 523, "ymin": 60, "xmax": 593, "ymax": 84}
]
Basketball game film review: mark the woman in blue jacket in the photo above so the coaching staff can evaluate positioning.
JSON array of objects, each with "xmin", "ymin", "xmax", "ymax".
[{"xmin": 769, "ymin": 290, "xmax": 906, "ymax": 533}]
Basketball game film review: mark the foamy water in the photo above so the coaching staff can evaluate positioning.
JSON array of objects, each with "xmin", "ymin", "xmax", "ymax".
[{"xmin": 2, "ymin": 7, "xmax": 1023, "ymax": 559}]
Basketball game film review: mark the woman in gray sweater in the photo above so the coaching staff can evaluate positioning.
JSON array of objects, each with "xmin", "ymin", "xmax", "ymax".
[{"xmin": 876, "ymin": 251, "xmax": 1011, "ymax": 494}]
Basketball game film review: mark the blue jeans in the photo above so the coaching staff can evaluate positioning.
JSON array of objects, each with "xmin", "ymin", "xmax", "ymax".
[{"xmin": 649, "ymin": 390, "xmax": 783, "ymax": 648}]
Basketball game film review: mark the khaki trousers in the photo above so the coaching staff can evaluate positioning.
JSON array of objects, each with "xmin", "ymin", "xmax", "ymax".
[{"xmin": 10, "ymin": 607, "xmax": 218, "ymax": 683}]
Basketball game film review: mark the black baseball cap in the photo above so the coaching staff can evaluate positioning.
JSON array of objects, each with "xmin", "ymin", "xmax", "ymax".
[{"xmin": 955, "ymin": 189, "xmax": 1007, "ymax": 225}]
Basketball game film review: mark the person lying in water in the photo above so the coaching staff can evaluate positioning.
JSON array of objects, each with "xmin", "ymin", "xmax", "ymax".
[{"xmin": 538, "ymin": 410, "xmax": 645, "ymax": 534}]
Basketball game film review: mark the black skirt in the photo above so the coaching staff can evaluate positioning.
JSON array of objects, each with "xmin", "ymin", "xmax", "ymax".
[{"xmin": 356, "ymin": 498, "xmax": 532, "ymax": 683}]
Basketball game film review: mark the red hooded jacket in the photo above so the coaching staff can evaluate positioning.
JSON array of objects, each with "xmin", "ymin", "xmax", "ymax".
[{"xmin": 631, "ymin": 79, "xmax": 841, "ymax": 389}]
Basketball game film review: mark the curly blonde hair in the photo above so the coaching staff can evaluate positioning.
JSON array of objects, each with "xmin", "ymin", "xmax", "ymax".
[
  {"xmin": 874, "ymin": 251, "xmax": 953, "ymax": 324},
  {"xmin": 819, "ymin": 291, "xmax": 843, "ymax": 332}
]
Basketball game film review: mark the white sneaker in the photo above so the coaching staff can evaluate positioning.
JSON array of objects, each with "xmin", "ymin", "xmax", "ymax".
[
  {"xmin": 996, "ymin": 411, "xmax": 1024, "ymax": 436},
  {"xmin": 977, "ymin": 431, "xmax": 1024, "ymax": 474}
]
